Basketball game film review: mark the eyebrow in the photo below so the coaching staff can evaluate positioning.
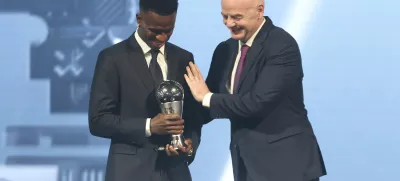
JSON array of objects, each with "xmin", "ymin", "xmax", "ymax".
[{"xmin": 221, "ymin": 12, "xmax": 243, "ymax": 17}]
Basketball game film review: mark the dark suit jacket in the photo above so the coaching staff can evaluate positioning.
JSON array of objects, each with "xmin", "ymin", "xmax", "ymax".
[
  {"xmin": 88, "ymin": 33, "xmax": 202, "ymax": 181},
  {"xmin": 204, "ymin": 16, "xmax": 327, "ymax": 181}
]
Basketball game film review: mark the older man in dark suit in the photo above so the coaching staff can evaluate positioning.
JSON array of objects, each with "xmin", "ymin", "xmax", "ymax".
[{"xmin": 184, "ymin": 0, "xmax": 327, "ymax": 180}]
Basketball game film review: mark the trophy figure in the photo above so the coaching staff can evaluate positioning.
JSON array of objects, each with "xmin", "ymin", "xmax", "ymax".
[{"xmin": 155, "ymin": 80, "xmax": 186, "ymax": 150}]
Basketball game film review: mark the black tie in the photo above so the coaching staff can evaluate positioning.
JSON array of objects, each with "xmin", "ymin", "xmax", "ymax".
[{"xmin": 149, "ymin": 49, "xmax": 163, "ymax": 86}]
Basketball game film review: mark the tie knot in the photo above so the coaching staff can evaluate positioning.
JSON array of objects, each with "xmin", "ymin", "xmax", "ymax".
[
  {"xmin": 150, "ymin": 49, "xmax": 159, "ymax": 56},
  {"xmin": 241, "ymin": 45, "xmax": 249, "ymax": 52}
]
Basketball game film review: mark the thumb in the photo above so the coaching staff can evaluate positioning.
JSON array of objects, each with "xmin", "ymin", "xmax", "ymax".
[
  {"xmin": 184, "ymin": 139, "xmax": 188, "ymax": 144},
  {"xmin": 184, "ymin": 139, "xmax": 192, "ymax": 146}
]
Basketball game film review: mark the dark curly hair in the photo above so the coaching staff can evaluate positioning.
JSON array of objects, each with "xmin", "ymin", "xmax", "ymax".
[{"xmin": 139, "ymin": 0, "xmax": 179, "ymax": 15}]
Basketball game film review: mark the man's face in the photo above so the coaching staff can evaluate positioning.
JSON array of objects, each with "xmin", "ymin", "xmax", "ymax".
[
  {"xmin": 221, "ymin": 0, "xmax": 263, "ymax": 42},
  {"xmin": 136, "ymin": 11, "xmax": 176, "ymax": 49}
]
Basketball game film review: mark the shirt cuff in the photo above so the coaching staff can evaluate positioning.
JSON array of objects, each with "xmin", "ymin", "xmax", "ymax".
[
  {"xmin": 145, "ymin": 118, "xmax": 151, "ymax": 137},
  {"xmin": 202, "ymin": 93, "xmax": 213, "ymax": 108}
]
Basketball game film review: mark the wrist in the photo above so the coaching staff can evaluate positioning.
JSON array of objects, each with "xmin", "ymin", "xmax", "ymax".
[
  {"xmin": 200, "ymin": 91, "xmax": 210, "ymax": 102},
  {"xmin": 200, "ymin": 94, "xmax": 206, "ymax": 102},
  {"xmin": 149, "ymin": 118, "xmax": 155, "ymax": 134},
  {"xmin": 146, "ymin": 118, "xmax": 152, "ymax": 137},
  {"xmin": 202, "ymin": 92, "xmax": 213, "ymax": 108}
]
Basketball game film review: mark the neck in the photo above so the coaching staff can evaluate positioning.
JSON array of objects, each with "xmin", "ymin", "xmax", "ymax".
[{"xmin": 137, "ymin": 28, "xmax": 146, "ymax": 42}]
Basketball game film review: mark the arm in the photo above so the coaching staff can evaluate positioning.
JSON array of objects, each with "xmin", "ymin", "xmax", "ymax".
[
  {"xmin": 207, "ymin": 43, "xmax": 303, "ymax": 119},
  {"xmin": 88, "ymin": 50, "xmax": 147, "ymax": 145}
]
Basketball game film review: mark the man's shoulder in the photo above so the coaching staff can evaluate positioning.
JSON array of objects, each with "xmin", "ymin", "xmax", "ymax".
[
  {"xmin": 212, "ymin": 38, "xmax": 234, "ymax": 54},
  {"xmin": 265, "ymin": 25, "xmax": 299, "ymax": 48},
  {"xmin": 98, "ymin": 39, "xmax": 129, "ymax": 57},
  {"xmin": 166, "ymin": 42, "xmax": 193, "ymax": 57}
]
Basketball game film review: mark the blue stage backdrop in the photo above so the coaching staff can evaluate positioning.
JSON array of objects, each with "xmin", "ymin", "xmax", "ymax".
[{"xmin": 0, "ymin": 0, "xmax": 399, "ymax": 180}]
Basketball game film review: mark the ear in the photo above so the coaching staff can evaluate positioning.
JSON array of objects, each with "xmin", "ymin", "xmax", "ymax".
[
  {"xmin": 257, "ymin": 4, "xmax": 264, "ymax": 18},
  {"xmin": 136, "ymin": 13, "xmax": 142, "ymax": 26}
]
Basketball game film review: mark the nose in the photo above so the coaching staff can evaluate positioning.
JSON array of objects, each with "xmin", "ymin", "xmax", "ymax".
[
  {"xmin": 226, "ymin": 17, "xmax": 235, "ymax": 28},
  {"xmin": 156, "ymin": 33, "xmax": 168, "ymax": 43}
]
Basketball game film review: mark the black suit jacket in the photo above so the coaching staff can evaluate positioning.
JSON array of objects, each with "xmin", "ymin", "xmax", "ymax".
[
  {"xmin": 204, "ymin": 16, "xmax": 327, "ymax": 181},
  {"xmin": 88, "ymin": 33, "xmax": 202, "ymax": 181}
]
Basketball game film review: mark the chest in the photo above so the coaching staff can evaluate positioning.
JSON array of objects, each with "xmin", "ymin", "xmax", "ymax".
[
  {"xmin": 118, "ymin": 55, "xmax": 187, "ymax": 100},
  {"xmin": 216, "ymin": 48, "xmax": 266, "ymax": 94}
]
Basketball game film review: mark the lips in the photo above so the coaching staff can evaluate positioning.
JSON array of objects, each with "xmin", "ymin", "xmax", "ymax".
[
  {"xmin": 231, "ymin": 27, "xmax": 242, "ymax": 34},
  {"xmin": 151, "ymin": 41, "xmax": 164, "ymax": 48}
]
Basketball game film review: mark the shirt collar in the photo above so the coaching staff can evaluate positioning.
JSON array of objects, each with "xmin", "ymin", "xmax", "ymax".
[
  {"xmin": 134, "ymin": 29, "xmax": 165, "ymax": 55},
  {"xmin": 239, "ymin": 18, "xmax": 266, "ymax": 47}
]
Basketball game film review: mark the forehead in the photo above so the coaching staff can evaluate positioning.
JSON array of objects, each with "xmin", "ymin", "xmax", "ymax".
[
  {"xmin": 142, "ymin": 11, "xmax": 176, "ymax": 28},
  {"xmin": 221, "ymin": 0, "xmax": 252, "ymax": 15}
]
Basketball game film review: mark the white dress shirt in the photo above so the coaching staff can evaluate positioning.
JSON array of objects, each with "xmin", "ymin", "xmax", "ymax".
[
  {"xmin": 202, "ymin": 18, "xmax": 266, "ymax": 107},
  {"xmin": 134, "ymin": 30, "xmax": 168, "ymax": 137}
]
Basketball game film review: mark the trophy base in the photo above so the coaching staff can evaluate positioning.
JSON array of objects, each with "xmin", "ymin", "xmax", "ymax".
[
  {"xmin": 157, "ymin": 134, "xmax": 186, "ymax": 151},
  {"xmin": 171, "ymin": 134, "xmax": 185, "ymax": 150}
]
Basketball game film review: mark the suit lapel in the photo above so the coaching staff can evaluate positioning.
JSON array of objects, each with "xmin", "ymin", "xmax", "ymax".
[
  {"xmin": 126, "ymin": 34, "xmax": 155, "ymax": 92},
  {"xmin": 236, "ymin": 42, "xmax": 263, "ymax": 92},
  {"xmin": 236, "ymin": 17, "xmax": 274, "ymax": 93},
  {"xmin": 165, "ymin": 43, "xmax": 179, "ymax": 81},
  {"xmin": 221, "ymin": 40, "xmax": 238, "ymax": 93}
]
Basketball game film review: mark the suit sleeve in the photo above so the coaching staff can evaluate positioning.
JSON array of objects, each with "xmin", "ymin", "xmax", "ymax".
[
  {"xmin": 182, "ymin": 53, "xmax": 203, "ymax": 164},
  {"xmin": 208, "ymin": 42, "xmax": 303, "ymax": 119},
  {"xmin": 88, "ymin": 50, "xmax": 146, "ymax": 146}
]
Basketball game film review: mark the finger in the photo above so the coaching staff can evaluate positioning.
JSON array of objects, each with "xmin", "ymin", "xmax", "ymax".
[
  {"xmin": 167, "ymin": 126, "xmax": 184, "ymax": 134},
  {"xmin": 186, "ymin": 66, "xmax": 195, "ymax": 80},
  {"xmin": 164, "ymin": 114, "xmax": 181, "ymax": 120},
  {"xmin": 166, "ymin": 122, "xmax": 184, "ymax": 128},
  {"xmin": 184, "ymin": 139, "xmax": 192, "ymax": 146},
  {"xmin": 185, "ymin": 139, "xmax": 193, "ymax": 150},
  {"xmin": 165, "ymin": 144, "xmax": 172, "ymax": 156},
  {"xmin": 167, "ymin": 119, "xmax": 184, "ymax": 125},
  {"xmin": 197, "ymin": 69, "xmax": 204, "ymax": 81},
  {"xmin": 178, "ymin": 144, "xmax": 188, "ymax": 152},
  {"xmin": 192, "ymin": 62, "xmax": 202, "ymax": 80},
  {"xmin": 184, "ymin": 141, "xmax": 192, "ymax": 151},
  {"xmin": 184, "ymin": 74, "xmax": 191, "ymax": 84},
  {"xmin": 189, "ymin": 62, "xmax": 201, "ymax": 78},
  {"xmin": 188, "ymin": 62, "xmax": 199, "ymax": 80},
  {"xmin": 194, "ymin": 64, "xmax": 205, "ymax": 81},
  {"xmin": 168, "ymin": 130, "xmax": 184, "ymax": 135},
  {"xmin": 166, "ymin": 125, "xmax": 184, "ymax": 131},
  {"xmin": 164, "ymin": 113, "xmax": 180, "ymax": 118},
  {"xmin": 168, "ymin": 145, "xmax": 180, "ymax": 156}
]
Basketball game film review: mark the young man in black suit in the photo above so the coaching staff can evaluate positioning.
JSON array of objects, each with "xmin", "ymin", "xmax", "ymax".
[
  {"xmin": 88, "ymin": 0, "xmax": 202, "ymax": 180},
  {"xmin": 184, "ymin": 0, "xmax": 326, "ymax": 180}
]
